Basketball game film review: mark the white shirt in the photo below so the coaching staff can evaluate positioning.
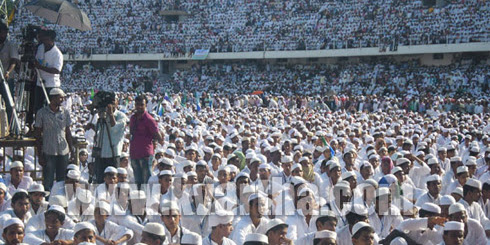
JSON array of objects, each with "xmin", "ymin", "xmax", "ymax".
[
  {"xmin": 202, "ymin": 236, "xmax": 236, "ymax": 245},
  {"xmin": 368, "ymin": 206, "xmax": 402, "ymax": 239},
  {"xmin": 4, "ymin": 175, "xmax": 33, "ymax": 196},
  {"xmin": 162, "ymin": 226, "xmax": 202, "ymax": 245},
  {"xmin": 462, "ymin": 218, "xmax": 487, "ymax": 245},
  {"xmin": 23, "ymin": 228, "xmax": 74, "ymax": 245},
  {"xmin": 396, "ymin": 217, "xmax": 442, "ymax": 245},
  {"xmin": 285, "ymin": 209, "xmax": 318, "ymax": 241},
  {"xmin": 89, "ymin": 219, "xmax": 133, "ymax": 245},
  {"xmin": 28, "ymin": 201, "xmax": 49, "ymax": 217},
  {"xmin": 35, "ymin": 43, "xmax": 63, "ymax": 87},
  {"xmin": 25, "ymin": 211, "xmax": 76, "ymax": 232},
  {"xmin": 458, "ymin": 199, "xmax": 489, "ymax": 225},
  {"xmin": 231, "ymin": 215, "xmax": 270, "ymax": 245},
  {"xmin": 415, "ymin": 192, "xmax": 441, "ymax": 207}
]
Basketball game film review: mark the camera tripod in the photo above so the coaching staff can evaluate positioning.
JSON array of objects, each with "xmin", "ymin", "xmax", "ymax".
[{"xmin": 0, "ymin": 58, "xmax": 50, "ymax": 138}]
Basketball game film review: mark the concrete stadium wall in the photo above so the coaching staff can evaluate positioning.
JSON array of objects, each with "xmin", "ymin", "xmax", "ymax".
[{"xmin": 65, "ymin": 42, "xmax": 490, "ymax": 62}]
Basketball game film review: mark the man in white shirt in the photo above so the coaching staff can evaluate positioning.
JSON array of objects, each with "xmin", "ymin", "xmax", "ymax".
[
  {"xmin": 33, "ymin": 29, "xmax": 63, "ymax": 113},
  {"xmin": 160, "ymin": 201, "xmax": 201, "ymax": 245},
  {"xmin": 203, "ymin": 210, "xmax": 235, "ymax": 245},
  {"xmin": 23, "ymin": 205, "xmax": 74, "ymax": 244},
  {"xmin": 4, "ymin": 161, "xmax": 33, "ymax": 196}
]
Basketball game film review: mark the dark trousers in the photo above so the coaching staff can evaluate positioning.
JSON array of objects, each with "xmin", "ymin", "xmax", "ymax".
[
  {"xmin": 95, "ymin": 156, "xmax": 120, "ymax": 183},
  {"xmin": 43, "ymin": 154, "xmax": 69, "ymax": 191}
]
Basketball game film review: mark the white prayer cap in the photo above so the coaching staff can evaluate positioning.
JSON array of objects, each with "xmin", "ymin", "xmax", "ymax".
[
  {"xmin": 465, "ymin": 178, "xmax": 482, "ymax": 190},
  {"xmin": 258, "ymin": 163, "xmax": 271, "ymax": 170},
  {"xmin": 235, "ymin": 172, "xmax": 250, "ymax": 181},
  {"xmin": 76, "ymin": 188, "xmax": 93, "ymax": 203},
  {"xmin": 28, "ymin": 183, "xmax": 50, "ymax": 196},
  {"xmin": 376, "ymin": 187, "xmax": 390, "ymax": 198},
  {"xmin": 396, "ymin": 158, "xmax": 410, "ymax": 166},
  {"xmin": 421, "ymin": 203, "xmax": 441, "ymax": 214},
  {"xmin": 3, "ymin": 218, "xmax": 24, "ymax": 230},
  {"xmin": 350, "ymin": 204, "xmax": 368, "ymax": 216},
  {"xmin": 49, "ymin": 195, "xmax": 68, "ymax": 208},
  {"xmin": 160, "ymin": 201, "xmax": 180, "ymax": 215},
  {"xmin": 362, "ymin": 179, "xmax": 378, "ymax": 189},
  {"xmin": 290, "ymin": 176, "xmax": 307, "ymax": 186},
  {"xmin": 0, "ymin": 182, "xmax": 6, "ymax": 192},
  {"xmin": 187, "ymin": 171, "xmax": 197, "ymax": 177},
  {"xmin": 67, "ymin": 170, "xmax": 81, "ymax": 180},
  {"xmin": 341, "ymin": 171, "xmax": 356, "ymax": 180},
  {"xmin": 444, "ymin": 221, "xmax": 464, "ymax": 231},
  {"xmin": 451, "ymin": 187, "xmax": 463, "ymax": 197},
  {"xmin": 218, "ymin": 165, "xmax": 230, "ymax": 173},
  {"xmin": 351, "ymin": 222, "xmax": 373, "ymax": 237},
  {"xmin": 143, "ymin": 222, "xmax": 166, "ymax": 236},
  {"xmin": 390, "ymin": 237, "xmax": 408, "ymax": 245},
  {"xmin": 10, "ymin": 161, "xmax": 23, "ymax": 169},
  {"xmin": 117, "ymin": 167, "xmax": 127, "ymax": 175},
  {"xmin": 247, "ymin": 191, "xmax": 267, "ymax": 203},
  {"xmin": 427, "ymin": 158, "xmax": 439, "ymax": 166},
  {"xmin": 314, "ymin": 230, "xmax": 336, "ymax": 240},
  {"xmin": 440, "ymin": 195, "xmax": 456, "ymax": 206},
  {"xmin": 281, "ymin": 155, "xmax": 293, "ymax": 163},
  {"xmin": 438, "ymin": 147, "xmax": 447, "ymax": 152},
  {"xmin": 291, "ymin": 164, "xmax": 302, "ymax": 172},
  {"xmin": 449, "ymin": 203, "xmax": 466, "ymax": 215},
  {"xmin": 104, "ymin": 166, "xmax": 117, "ymax": 174},
  {"xmin": 450, "ymin": 156, "xmax": 462, "ymax": 162},
  {"xmin": 318, "ymin": 207, "xmax": 337, "ymax": 219},
  {"xmin": 456, "ymin": 166, "xmax": 468, "ymax": 174},
  {"xmin": 74, "ymin": 222, "xmax": 96, "ymax": 235},
  {"xmin": 209, "ymin": 210, "xmax": 234, "ymax": 228},
  {"xmin": 246, "ymin": 153, "xmax": 256, "ymax": 159},
  {"xmin": 129, "ymin": 190, "xmax": 146, "ymax": 200},
  {"xmin": 250, "ymin": 157, "xmax": 262, "ymax": 164},
  {"xmin": 95, "ymin": 201, "xmax": 111, "ymax": 213},
  {"xmin": 159, "ymin": 158, "xmax": 173, "ymax": 166},
  {"xmin": 465, "ymin": 160, "xmax": 477, "ymax": 166},
  {"xmin": 203, "ymin": 147, "xmax": 213, "ymax": 154},
  {"xmin": 244, "ymin": 233, "xmax": 268, "ymax": 243},
  {"xmin": 391, "ymin": 167, "xmax": 403, "ymax": 175},
  {"xmin": 49, "ymin": 88, "xmax": 66, "ymax": 97},
  {"xmin": 77, "ymin": 242, "xmax": 96, "ymax": 245},
  {"xmin": 159, "ymin": 170, "xmax": 174, "ymax": 177},
  {"xmin": 328, "ymin": 162, "xmax": 341, "ymax": 171},
  {"xmin": 334, "ymin": 181, "xmax": 351, "ymax": 194},
  {"xmin": 174, "ymin": 172, "xmax": 187, "ymax": 179},
  {"xmin": 298, "ymin": 157, "xmax": 309, "ymax": 163},
  {"xmin": 121, "ymin": 152, "xmax": 129, "ymax": 158},
  {"xmin": 270, "ymin": 146, "xmax": 281, "ymax": 153},
  {"xmin": 182, "ymin": 160, "xmax": 196, "ymax": 168},
  {"xmin": 164, "ymin": 149, "xmax": 175, "ymax": 157},
  {"xmin": 425, "ymin": 174, "xmax": 441, "ymax": 183}
]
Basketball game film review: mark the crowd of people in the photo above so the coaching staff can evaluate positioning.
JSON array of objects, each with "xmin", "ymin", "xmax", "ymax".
[
  {"xmin": 10, "ymin": 0, "xmax": 490, "ymax": 55},
  {"xmin": 0, "ymin": 75, "xmax": 487, "ymax": 244},
  {"xmin": 61, "ymin": 58, "xmax": 489, "ymax": 108}
]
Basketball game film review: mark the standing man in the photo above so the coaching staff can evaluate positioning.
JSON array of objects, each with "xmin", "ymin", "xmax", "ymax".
[
  {"xmin": 0, "ymin": 20, "xmax": 19, "ymax": 125},
  {"xmin": 33, "ymin": 29, "xmax": 63, "ymax": 112},
  {"xmin": 89, "ymin": 92, "xmax": 128, "ymax": 183},
  {"xmin": 34, "ymin": 88, "xmax": 73, "ymax": 191},
  {"xmin": 130, "ymin": 95, "xmax": 162, "ymax": 186}
]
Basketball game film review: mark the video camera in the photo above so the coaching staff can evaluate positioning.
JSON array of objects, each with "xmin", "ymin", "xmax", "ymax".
[
  {"xmin": 91, "ymin": 91, "xmax": 116, "ymax": 112},
  {"xmin": 19, "ymin": 25, "xmax": 42, "ymax": 62}
]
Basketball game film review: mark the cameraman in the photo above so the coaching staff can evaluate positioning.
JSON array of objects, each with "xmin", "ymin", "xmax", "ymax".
[
  {"xmin": 0, "ymin": 21, "xmax": 19, "ymax": 124},
  {"xmin": 33, "ymin": 29, "xmax": 62, "ymax": 112},
  {"xmin": 87, "ymin": 93, "xmax": 128, "ymax": 184}
]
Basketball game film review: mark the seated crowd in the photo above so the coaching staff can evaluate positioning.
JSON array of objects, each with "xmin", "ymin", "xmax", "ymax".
[{"xmin": 10, "ymin": 0, "xmax": 490, "ymax": 55}]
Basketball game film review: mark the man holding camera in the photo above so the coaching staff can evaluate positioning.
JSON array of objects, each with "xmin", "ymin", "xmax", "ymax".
[
  {"xmin": 88, "ymin": 92, "xmax": 128, "ymax": 184},
  {"xmin": 33, "ymin": 29, "xmax": 63, "ymax": 112}
]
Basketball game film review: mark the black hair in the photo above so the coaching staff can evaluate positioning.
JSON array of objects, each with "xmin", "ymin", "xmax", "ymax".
[
  {"xmin": 345, "ymin": 212, "xmax": 367, "ymax": 225},
  {"xmin": 352, "ymin": 226, "xmax": 375, "ymax": 239},
  {"xmin": 41, "ymin": 30, "xmax": 56, "ymax": 41},
  {"xmin": 463, "ymin": 185, "xmax": 479, "ymax": 197},
  {"xmin": 483, "ymin": 183, "xmax": 490, "ymax": 191},
  {"xmin": 316, "ymin": 216, "xmax": 337, "ymax": 227},
  {"xmin": 45, "ymin": 209, "xmax": 66, "ymax": 222},
  {"xmin": 11, "ymin": 192, "xmax": 29, "ymax": 204},
  {"xmin": 418, "ymin": 209, "xmax": 438, "ymax": 218},
  {"xmin": 169, "ymin": 134, "xmax": 176, "ymax": 142},
  {"xmin": 135, "ymin": 95, "xmax": 147, "ymax": 104}
]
